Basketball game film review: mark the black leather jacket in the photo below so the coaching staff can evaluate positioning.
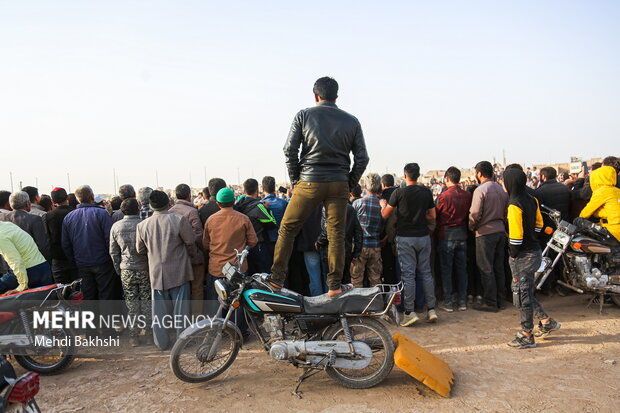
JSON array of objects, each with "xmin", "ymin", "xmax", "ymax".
[{"xmin": 284, "ymin": 101, "xmax": 369, "ymax": 188}]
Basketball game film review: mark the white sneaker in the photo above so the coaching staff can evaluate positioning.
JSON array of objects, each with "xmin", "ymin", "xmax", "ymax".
[
  {"xmin": 428, "ymin": 309, "xmax": 438, "ymax": 323},
  {"xmin": 400, "ymin": 312, "xmax": 420, "ymax": 327}
]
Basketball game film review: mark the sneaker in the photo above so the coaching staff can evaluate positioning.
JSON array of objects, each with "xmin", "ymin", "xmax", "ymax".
[
  {"xmin": 534, "ymin": 319, "xmax": 561, "ymax": 338},
  {"xmin": 467, "ymin": 295, "xmax": 474, "ymax": 304},
  {"xmin": 475, "ymin": 295, "xmax": 483, "ymax": 305},
  {"xmin": 428, "ymin": 309, "xmax": 438, "ymax": 323},
  {"xmin": 400, "ymin": 312, "xmax": 419, "ymax": 327},
  {"xmin": 507, "ymin": 332, "xmax": 536, "ymax": 349},
  {"xmin": 473, "ymin": 302, "xmax": 499, "ymax": 313},
  {"xmin": 439, "ymin": 302, "xmax": 454, "ymax": 313},
  {"xmin": 458, "ymin": 303, "xmax": 467, "ymax": 311}
]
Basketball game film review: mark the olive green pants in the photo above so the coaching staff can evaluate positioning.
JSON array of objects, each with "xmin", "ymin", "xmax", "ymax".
[{"xmin": 271, "ymin": 180, "xmax": 349, "ymax": 291}]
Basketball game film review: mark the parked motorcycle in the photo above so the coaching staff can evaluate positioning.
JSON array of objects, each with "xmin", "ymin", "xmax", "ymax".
[
  {"xmin": 535, "ymin": 205, "xmax": 620, "ymax": 310},
  {"xmin": 0, "ymin": 355, "xmax": 41, "ymax": 413},
  {"xmin": 170, "ymin": 248, "xmax": 402, "ymax": 396},
  {"xmin": 0, "ymin": 280, "xmax": 83, "ymax": 374}
]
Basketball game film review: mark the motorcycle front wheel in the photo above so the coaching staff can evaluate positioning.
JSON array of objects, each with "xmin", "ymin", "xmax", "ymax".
[
  {"xmin": 14, "ymin": 327, "xmax": 75, "ymax": 375},
  {"xmin": 323, "ymin": 317, "xmax": 395, "ymax": 389},
  {"xmin": 170, "ymin": 324, "xmax": 241, "ymax": 383}
]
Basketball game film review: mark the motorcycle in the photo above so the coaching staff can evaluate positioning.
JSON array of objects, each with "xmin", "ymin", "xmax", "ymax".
[
  {"xmin": 535, "ymin": 205, "xmax": 620, "ymax": 310},
  {"xmin": 0, "ymin": 355, "xmax": 41, "ymax": 413},
  {"xmin": 0, "ymin": 280, "xmax": 83, "ymax": 374},
  {"xmin": 170, "ymin": 248, "xmax": 402, "ymax": 397}
]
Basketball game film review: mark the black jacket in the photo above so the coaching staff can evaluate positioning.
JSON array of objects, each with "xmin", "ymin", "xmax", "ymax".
[
  {"xmin": 317, "ymin": 204, "xmax": 363, "ymax": 258},
  {"xmin": 234, "ymin": 196, "xmax": 276, "ymax": 243},
  {"xmin": 199, "ymin": 200, "xmax": 220, "ymax": 227},
  {"xmin": 294, "ymin": 205, "xmax": 323, "ymax": 252},
  {"xmin": 42, "ymin": 205, "xmax": 75, "ymax": 260},
  {"xmin": 0, "ymin": 209, "xmax": 50, "ymax": 261},
  {"xmin": 534, "ymin": 179, "xmax": 571, "ymax": 222},
  {"xmin": 505, "ymin": 170, "xmax": 543, "ymax": 258},
  {"xmin": 284, "ymin": 101, "xmax": 369, "ymax": 189}
]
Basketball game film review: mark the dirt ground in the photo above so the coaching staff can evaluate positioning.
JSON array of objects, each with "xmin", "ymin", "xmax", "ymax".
[{"xmin": 27, "ymin": 295, "xmax": 619, "ymax": 413}]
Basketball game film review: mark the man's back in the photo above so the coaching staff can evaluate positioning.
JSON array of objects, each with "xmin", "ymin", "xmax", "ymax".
[
  {"xmin": 535, "ymin": 179, "xmax": 570, "ymax": 221},
  {"xmin": 62, "ymin": 204, "xmax": 112, "ymax": 267},
  {"xmin": 204, "ymin": 208, "xmax": 257, "ymax": 276},
  {"xmin": 284, "ymin": 102, "xmax": 369, "ymax": 186},
  {"xmin": 388, "ymin": 185, "xmax": 435, "ymax": 237},
  {"xmin": 42, "ymin": 205, "xmax": 74, "ymax": 260},
  {"xmin": 469, "ymin": 181, "xmax": 508, "ymax": 237},
  {"xmin": 352, "ymin": 194, "xmax": 383, "ymax": 247},
  {"xmin": 436, "ymin": 186, "xmax": 473, "ymax": 239},
  {"xmin": 0, "ymin": 209, "xmax": 50, "ymax": 260},
  {"xmin": 136, "ymin": 211, "xmax": 194, "ymax": 290},
  {"xmin": 110, "ymin": 216, "xmax": 148, "ymax": 272}
]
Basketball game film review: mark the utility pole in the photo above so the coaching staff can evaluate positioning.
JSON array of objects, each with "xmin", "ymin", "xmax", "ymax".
[
  {"xmin": 203, "ymin": 166, "xmax": 207, "ymax": 186},
  {"xmin": 67, "ymin": 173, "xmax": 71, "ymax": 191},
  {"xmin": 502, "ymin": 149, "xmax": 507, "ymax": 167},
  {"xmin": 155, "ymin": 170, "xmax": 159, "ymax": 188},
  {"xmin": 9, "ymin": 172, "xmax": 13, "ymax": 192},
  {"xmin": 113, "ymin": 168, "xmax": 117, "ymax": 193}
]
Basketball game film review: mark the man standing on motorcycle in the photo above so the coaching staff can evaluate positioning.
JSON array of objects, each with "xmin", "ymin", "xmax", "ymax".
[
  {"xmin": 269, "ymin": 77, "xmax": 369, "ymax": 297},
  {"xmin": 578, "ymin": 165, "xmax": 620, "ymax": 244},
  {"xmin": 504, "ymin": 169, "xmax": 561, "ymax": 349}
]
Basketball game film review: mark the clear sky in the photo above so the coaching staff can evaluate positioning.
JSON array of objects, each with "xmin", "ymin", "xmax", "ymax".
[{"xmin": 1, "ymin": 1, "xmax": 618, "ymax": 194}]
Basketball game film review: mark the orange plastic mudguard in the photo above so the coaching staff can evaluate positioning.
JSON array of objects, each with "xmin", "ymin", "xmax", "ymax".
[{"xmin": 393, "ymin": 333, "xmax": 454, "ymax": 397}]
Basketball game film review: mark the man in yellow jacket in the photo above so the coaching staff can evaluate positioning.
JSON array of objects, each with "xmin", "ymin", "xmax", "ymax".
[
  {"xmin": 579, "ymin": 166, "xmax": 620, "ymax": 242},
  {"xmin": 0, "ymin": 221, "xmax": 53, "ymax": 294}
]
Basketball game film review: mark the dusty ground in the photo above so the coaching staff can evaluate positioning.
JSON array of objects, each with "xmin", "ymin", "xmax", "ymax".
[{"xmin": 26, "ymin": 295, "xmax": 619, "ymax": 413}]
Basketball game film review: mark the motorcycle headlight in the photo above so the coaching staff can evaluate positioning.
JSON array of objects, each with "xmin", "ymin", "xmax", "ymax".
[
  {"xmin": 214, "ymin": 278, "xmax": 232, "ymax": 302},
  {"xmin": 552, "ymin": 231, "xmax": 571, "ymax": 246}
]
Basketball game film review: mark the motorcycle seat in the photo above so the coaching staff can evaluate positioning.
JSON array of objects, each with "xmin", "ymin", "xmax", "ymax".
[
  {"xmin": 0, "ymin": 284, "xmax": 59, "ymax": 312},
  {"xmin": 303, "ymin": 287, "xmax": 385, "ymax": 315}
]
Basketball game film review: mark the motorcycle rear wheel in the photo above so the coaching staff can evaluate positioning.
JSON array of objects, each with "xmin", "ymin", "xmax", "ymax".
[
  {"xmin": 170, "ymin": 325, "xmax": 241, "ymax": 383},
  {"xmin": 323, "ymin": 317, "xmax": 395, "ymax": 389},
  {"xmin": 14, "ymin": 328, "xmax": 75, "ymax": 375}
]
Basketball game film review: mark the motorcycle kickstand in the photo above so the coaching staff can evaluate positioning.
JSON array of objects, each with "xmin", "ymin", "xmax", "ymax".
[
  {"xmin": 291, "ymin": 354, "xmax": 331, "ymax": 399},
  {"xmin": 586, "ymin": 293, "xmax": 605, "ymax": 314},
  {"xmin": 292, "ymin": 367, "xmax": 320, "ymax": 399}
]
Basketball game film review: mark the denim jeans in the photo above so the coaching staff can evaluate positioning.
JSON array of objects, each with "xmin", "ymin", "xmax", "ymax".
[
  {"xmin": 509, "ymin": 250, "xmax": 549, "ymax": 333},
  {"xmin": 0, "ymin": 262, "xmax": 53, "ymax": 294},
  {"xmin": 438, "ymin": 239, "xmax": 468, "ymax": 305},
  {"xmin": 304, "ymin": 251, "xmax": 326, "ymax": 296},
  {"xmin": 396, "ymin": 235, "xmax": 436, "ymax": 312}
]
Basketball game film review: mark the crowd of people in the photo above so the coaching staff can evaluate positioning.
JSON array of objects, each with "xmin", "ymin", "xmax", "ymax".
[
  {"xmin": 1, "ymin": 75, "xmax": 619, "ymax": 352},
  {"xmin": 0, "ymin": 155, "xmax": 618, "ymax": 350}
]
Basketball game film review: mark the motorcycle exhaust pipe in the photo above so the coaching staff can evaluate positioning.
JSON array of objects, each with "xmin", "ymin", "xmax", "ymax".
[{"xmin": 556, "ymin": 280, "xmax": 584, "ymax": 294}]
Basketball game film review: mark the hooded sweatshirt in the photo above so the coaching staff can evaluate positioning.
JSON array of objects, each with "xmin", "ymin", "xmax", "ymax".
[
  {"xmin": 234, "ymin": 196, "xmax": 277, "ymax": 243},
  {"xmin": 505, "ymin": 169, "xmax": 544, "ymax": 258},
  {"xmin": 579, "ymin": 166, "xmax": 620, "ymax": 241}
]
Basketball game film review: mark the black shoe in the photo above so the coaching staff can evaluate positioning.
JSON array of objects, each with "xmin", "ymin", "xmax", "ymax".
[
  {"xmin": 473, "ymin": 303, "xmax": 499, "ymax": 313},
  {"xmin": 534, "ymin": 319, "xmax": 561, "ymax": 338},
  {"xmin": 507, "ymin": 332, "xmax": 536, "ymax": 349}
]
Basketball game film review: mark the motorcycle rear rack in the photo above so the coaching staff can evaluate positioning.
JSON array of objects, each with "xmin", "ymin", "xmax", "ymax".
[{"xmin": 343, "ymin": 282, "xmax": 404, "ymax": 317}]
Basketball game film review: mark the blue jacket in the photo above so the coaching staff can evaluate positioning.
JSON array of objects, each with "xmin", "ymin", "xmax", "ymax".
[
  {"xmin": 62, "ymin": 204, "xmax": 113, "ymax": 267},
  {"xmin": 262, "ymin": 194, "xmax": 288, "ymax": 242}
]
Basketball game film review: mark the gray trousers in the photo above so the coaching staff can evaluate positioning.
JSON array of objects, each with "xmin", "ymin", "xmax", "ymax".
[
  {"xmin": 152, "ymin": 282, "xmax": 190, "ymax": 350},
  {"xmin": 396, "ymin": 235, "xmax": 436, "ymax": 312}
]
